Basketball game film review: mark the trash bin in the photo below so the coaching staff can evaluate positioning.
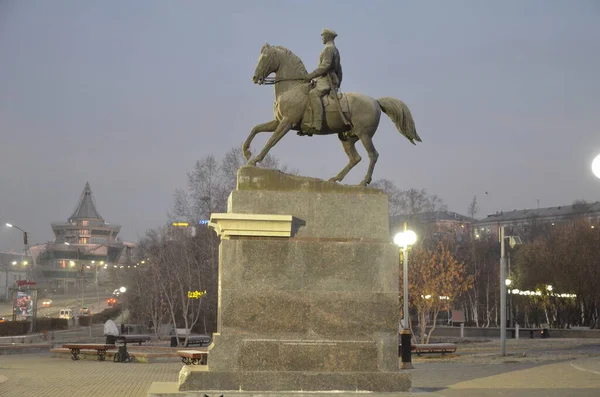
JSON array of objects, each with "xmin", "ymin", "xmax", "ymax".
[
  {"xmin": 106, "ymin": 335, "xmax": 117, "ymax": 344},
  {"xmin": 170, "ymin": 336, "xmax": 178, "ymax": 347},
  {"xmin": 541, "ymin": 328, "xmax": 550, "ymax": 339},
  {"xmin": 118, "ymin": 344, "xmax": 128, "ymax": 362}
]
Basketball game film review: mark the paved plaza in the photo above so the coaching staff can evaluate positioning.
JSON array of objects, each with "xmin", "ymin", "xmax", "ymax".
[{"xmin": 1, "ymin": 339, "xmax": 600, "ymax": 396}]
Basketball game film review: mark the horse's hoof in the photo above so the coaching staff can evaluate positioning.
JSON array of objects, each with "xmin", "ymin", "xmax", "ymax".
[
  {"xmin": 246, "ymin": 159, "xmax": 258, "ymax": 167},
  {"xmin": 328, "ymin": 177, "xmax": 339, "ymax": 183},
  {"xmin": 243, "ymin": 150, "xmax": 252, "ymax": 160}
]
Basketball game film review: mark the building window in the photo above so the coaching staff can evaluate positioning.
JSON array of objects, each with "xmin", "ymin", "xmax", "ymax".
[
  {"xmin": 82, "ymin": 220, "xmax": 88, "ymax": 226},
  {"xmin": 79, "ymin": 237, "xmax": 88, "ymax": 244},
  {"xmin": 59, "ymin": 260, "xmax": 67, "ymax": 269}
]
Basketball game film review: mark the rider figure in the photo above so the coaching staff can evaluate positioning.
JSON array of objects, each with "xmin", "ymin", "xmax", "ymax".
[{"xmin": 305, "ymin": 29, "xmax": 343, "ymax": 132}]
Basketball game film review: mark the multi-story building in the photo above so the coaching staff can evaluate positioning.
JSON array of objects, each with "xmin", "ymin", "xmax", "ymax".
[
  {"xmin": 30, "ymin": 182, "xmax": 134, "ymax": 293},
  {"xmin": 473, "ymin": 201, "xmax": 600, "ymax": 241},
  {"xmin": 390, "ymin": 211, "xmax": 474, "ymax": 242}
]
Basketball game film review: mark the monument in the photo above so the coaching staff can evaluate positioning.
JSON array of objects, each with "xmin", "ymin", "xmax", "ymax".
[
  {"xmin": 148, "ymin": 30, "xmax": 418, "ymax": 396},
  {"xmin": 244, "ymin": 29, "xmax": 421, "ymax": 187}
]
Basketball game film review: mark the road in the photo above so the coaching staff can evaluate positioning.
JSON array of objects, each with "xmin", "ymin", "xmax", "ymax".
[{"xmin": 1, "ymin": 293, "xmax": 113, "ymax": 318}]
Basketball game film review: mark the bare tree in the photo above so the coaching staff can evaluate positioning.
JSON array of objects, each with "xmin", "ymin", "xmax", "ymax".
[
  {"xmin": 371, "ymin": 180, "xmax": 447, "ymax": 218},
  {"xmin": 466, "ymin": 195, "xmax": 480, "ymax": 326},
  {"xmin": 172, "ymin": 148, "xmax": 296, "ymax": 223},
  {"xmin": 142, "ymin": 227, "xmax": 215, "ymax": 345},
  {"xmin": 370, "ymin": 179, "xmax": 405, "ymax": 217}
]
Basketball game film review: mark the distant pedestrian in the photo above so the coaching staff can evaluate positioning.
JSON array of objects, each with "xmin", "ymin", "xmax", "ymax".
[{"xmin": 121, "ymin": 322, "xmax": 125, "ymax": 334}]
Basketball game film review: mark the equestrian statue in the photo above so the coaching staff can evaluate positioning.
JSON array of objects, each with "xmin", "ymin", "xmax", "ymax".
[{"xmin": 244, "ymin": 29, "xmax": 421, "ymax": 186}]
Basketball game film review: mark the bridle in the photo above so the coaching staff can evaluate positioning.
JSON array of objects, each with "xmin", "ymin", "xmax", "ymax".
[{"xmin": 262, "ymin": 77, "xmax": 306, "ymax": 85}]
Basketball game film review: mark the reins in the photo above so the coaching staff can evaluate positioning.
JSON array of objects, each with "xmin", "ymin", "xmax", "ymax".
[{"xmin": 262, "ymin": 77, "xmax": 306, "ymax": 85}]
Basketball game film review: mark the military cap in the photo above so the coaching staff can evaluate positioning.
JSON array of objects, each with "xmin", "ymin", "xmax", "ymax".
[{"xmin": 321, "ymin": 28, "xmax": 338, "ymax": 38}]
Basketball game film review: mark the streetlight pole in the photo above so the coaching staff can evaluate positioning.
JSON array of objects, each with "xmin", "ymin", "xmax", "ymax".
[
  {"xmin": 394, "ymin": 224, "xmax": 417, "ymax": 370},
  {"xmin": 5, "ymin": 223, "xmax": 29, "ymax": 278},
  {"xmin": 500, "ymin": 226, "xmax": 508, "ymax": 356}
]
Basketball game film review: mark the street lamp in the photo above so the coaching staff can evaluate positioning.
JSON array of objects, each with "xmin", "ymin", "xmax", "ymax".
[
  {"xmin": 592, "ymin": 154, "xmax": 600, "ymax": 179},
  {"xmin": 500, "ymin": 227, "xmax": 522, "ymax": 356},
  {"xmin": 394, "ymin": 226, "xmax": 417, "ymax": 370},
  {"xmin": 5, "ymin": 223, "xmax": 28, "ymax": 246},
  {"xmin": 119, "ymin": 286, "xmax": 127, "ymax": 293}
]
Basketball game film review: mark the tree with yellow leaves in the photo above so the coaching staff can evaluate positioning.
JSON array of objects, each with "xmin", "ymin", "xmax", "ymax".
[{"xmin": 402, "ymin": 238, "xmax": 472, "ymax": 343}]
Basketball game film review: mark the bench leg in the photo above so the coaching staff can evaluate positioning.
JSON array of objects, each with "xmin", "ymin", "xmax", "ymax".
[
  {"xmin": 97, "ymin": 349, "xmax": 107, "ymax": 361},
  {"xmin": 70, "ymin": 348, "xmax": 80, "ymax": 360},
  {"xmin": 181, "ymin": 357, "xmax": 192, "ymax": 365}
]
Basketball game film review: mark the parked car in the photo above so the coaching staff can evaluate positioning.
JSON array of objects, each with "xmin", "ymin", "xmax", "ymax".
[
  {"xmin": 41, "ymin": 299, "xmax": 53, "ymax": 307},
  {"xmin": 80, "ymin": 307, "xmax": 91, "ymax": 315},
  {"xmin": 107, "ymin": 297, "xmax": 118, "ymax": 307}
]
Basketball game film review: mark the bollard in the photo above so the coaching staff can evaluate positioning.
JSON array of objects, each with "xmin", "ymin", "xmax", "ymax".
[
  {"xmin": 400, "ymin": 329, "xmax": 413, "ymax": 369},
  {"xmin": 460, "ymin": 323, "xmax": 464, "ymax": 339},
  {"xmin": 515, "ymin": 323, "xmax": 519, "ymax": 340}
]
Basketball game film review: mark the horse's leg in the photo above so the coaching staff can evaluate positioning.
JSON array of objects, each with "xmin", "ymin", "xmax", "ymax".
[
  {"xmin": 329, "ymin": 135, "xmax": 361, "ymax": 183},
  {"xmin": 357, "ymin": 132, "xmax": 379, "ymax": 186},
  {"xmin": 247, "ymin": 118, "xmax": 293, "ymax": 166},
  {"xmin": 243, "ymin": 119, "xmax": 279, "ymax": 161}
]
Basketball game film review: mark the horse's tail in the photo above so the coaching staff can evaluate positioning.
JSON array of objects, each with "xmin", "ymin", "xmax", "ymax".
[{"xmin": 376, "ymin": 97, "xmax": 422, "ymax": 145}]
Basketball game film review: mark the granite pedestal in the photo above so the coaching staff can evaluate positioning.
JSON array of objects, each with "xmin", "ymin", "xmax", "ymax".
[{"xmin": 147, "ymin": 167, "xmax": 409, "ymax": 396}]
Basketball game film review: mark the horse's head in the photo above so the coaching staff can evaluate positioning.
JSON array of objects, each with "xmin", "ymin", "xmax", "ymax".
[{"xmin": 252, "ymin": 43, "xmax": 279, "ymax": 85}]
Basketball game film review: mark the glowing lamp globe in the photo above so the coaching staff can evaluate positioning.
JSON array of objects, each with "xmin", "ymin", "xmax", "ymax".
[
  {"xmin": 393, "ymin": 230, "xmax": 417, "ymax": 248},
  {"xmin": 592, "ymin": 154, "xmax": 600, "ymax": 179}
]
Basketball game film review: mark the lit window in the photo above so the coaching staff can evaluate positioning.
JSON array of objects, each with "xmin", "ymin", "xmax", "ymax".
[{"xmin": 82, "ymin": 220, "xmax": 88, "ymax": 226}]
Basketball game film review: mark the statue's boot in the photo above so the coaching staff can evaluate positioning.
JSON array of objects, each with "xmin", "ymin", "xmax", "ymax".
[{"xmin": 310, "ymin": 95, "xmax": 324, "ymax": 131}]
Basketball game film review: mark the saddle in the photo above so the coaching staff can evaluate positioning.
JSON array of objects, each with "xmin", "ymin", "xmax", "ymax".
[{"xmin": 299, "ymin": 93, "xmax": 352, "ymax": 136}]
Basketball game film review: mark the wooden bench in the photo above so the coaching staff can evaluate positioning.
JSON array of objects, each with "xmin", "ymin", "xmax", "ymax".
[
  {"xmin": 412, "ymin": 343, "xmax": 457, "ymax": 356},
  {"xmin": 171, "ymin": 331, "xmax": 211, "ymax": 347},
  {"xmin": 177, "ymin": 349, "xmax": 208, "ymax": 365},
  {"xmin": 62, "ymin": 343, "xmax": 116, "ymax": 361},
  {"xmin": 115, "ymin": 334, "xmax": 151, "ymax": 346}
]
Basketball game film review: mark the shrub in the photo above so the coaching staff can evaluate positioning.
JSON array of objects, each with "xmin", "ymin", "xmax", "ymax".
[
  {"xmin": 35, "ymin": 317, "xmax": 68, "ymax": 332},
  {"xmin": 0, "ymin": 321, "xmax": 31, "ymax": 336}
]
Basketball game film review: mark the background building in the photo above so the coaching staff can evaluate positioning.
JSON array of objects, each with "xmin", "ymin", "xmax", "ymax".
[
  {"xmin": 390, "ymin": 210, "xmax": 474, "ymax": 242},
  {"xmin": 30, "ymin": 182, "xmax": 134, "ymax": 294},
  {"xmin": 473, "ymin": 201, "xmax": 600, "ymax": 241}
]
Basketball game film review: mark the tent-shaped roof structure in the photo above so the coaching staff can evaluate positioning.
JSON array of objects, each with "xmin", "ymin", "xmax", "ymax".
[{"xmin": 69, "ymin": 182, "xmax": 102, "ymax": 221}]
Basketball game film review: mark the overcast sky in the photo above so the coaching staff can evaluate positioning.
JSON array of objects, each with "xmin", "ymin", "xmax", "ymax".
[{"xmin": 1, "ymin": 1, "xmax": 599, "ymax": 252}]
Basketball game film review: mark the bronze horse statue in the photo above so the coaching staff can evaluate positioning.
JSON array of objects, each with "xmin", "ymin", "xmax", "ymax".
[{"xmin": 244, "ymin": 43, "xmax": 421, "ymax": 186}]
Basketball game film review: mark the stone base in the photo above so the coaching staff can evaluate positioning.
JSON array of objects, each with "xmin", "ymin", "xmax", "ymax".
[
  {"xmin": 149, "ymin": 382, "xmax": 419, "ymax": 397},
  {"xmin": 169, "ymin": 167, "xmax": 408, "ymax": 397},
  {"xmin": 178, "ymin": 368, "xmax": 410, "ymax": 392}
]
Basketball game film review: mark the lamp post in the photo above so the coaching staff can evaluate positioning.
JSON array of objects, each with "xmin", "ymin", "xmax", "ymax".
[
  {"xmin": 5, "ymin": 223, "xmax": 30, "ymax": 280},
  {"xmin": 500, "ymin": 227, "xmax": 522, "ymax": 356},
  {"xmin": 393, "ymin": 225, "xmax": 417, "ymax": 370}
]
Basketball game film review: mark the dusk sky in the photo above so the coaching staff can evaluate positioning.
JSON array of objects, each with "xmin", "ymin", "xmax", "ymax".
[{"xmin": 1, "ymin": 1, "xmax": 599, "ymax": 251}]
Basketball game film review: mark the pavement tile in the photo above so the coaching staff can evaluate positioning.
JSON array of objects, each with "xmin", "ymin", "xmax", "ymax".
[{"xmin": 0, "ymin": 353, "xmax": 181, "ymax": 397}]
